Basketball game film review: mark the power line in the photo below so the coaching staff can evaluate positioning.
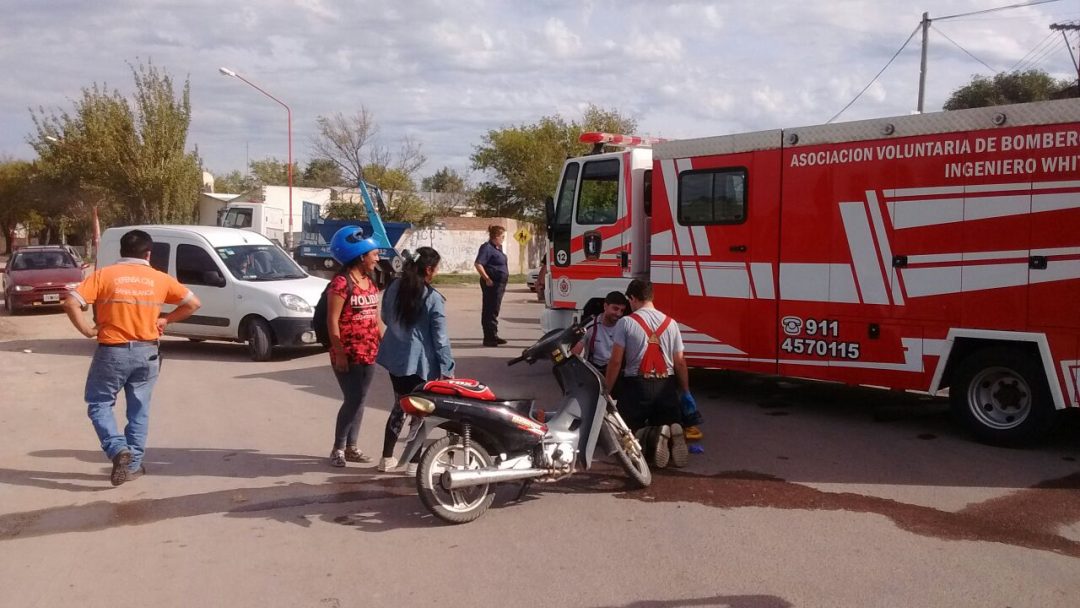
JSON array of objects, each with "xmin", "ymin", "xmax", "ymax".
[
  {"xmin": 931, "ymin": 24, "xmax": 1000, "ymax": 73},
  {"xmin": 1011, "ymin": 31, "xmax": 1058, "ymax": 70},
  {"xmin": 828, "ymin": 24, "xmax": 922, "ymax": 124},
  {"xmin": 936, "ymin": 0, "xmax": 1062, "ymax": 22}
]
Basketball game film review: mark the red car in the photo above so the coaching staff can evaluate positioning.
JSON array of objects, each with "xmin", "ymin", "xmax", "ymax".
[{"xmin": 2, "ymin": 246, "xmax": 89, "ymax": 314}]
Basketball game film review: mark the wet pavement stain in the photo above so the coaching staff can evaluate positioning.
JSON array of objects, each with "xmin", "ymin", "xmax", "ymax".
[
  {"xmin": 917, "ymin": 433, "xmax": 938, "ymax": 440},
  {"xmin": 611, "ymin": 469, "xmax": 1080, "ymax": 558},
  {"xmin": 765, "ymin": 411, "xmax": 790, "ymax": 417},
  {"xmin": 0, "ymin": 476, "xmax": 417, "ymax": 541}
]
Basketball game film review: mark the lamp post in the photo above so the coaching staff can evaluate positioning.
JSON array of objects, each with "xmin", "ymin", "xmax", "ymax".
[{"xmin": 219, "ymin": 67, "xmax": 294, "ymax": 248}]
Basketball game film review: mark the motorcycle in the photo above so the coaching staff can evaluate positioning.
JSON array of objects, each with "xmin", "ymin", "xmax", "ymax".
[{"xmin": 396, "ymin": 317, "xmax": 652, "ymax": 524}]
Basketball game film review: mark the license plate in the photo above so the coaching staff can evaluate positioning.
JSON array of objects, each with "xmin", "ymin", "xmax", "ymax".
[{"xmin": 43, "ymin": 293, "xmax": 60, "ymax": 302}]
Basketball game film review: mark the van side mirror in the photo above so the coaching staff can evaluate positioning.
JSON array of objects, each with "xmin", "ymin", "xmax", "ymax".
[
  {"xmin": 203, "ymin": 270, "xmax": 227, "ymax": 288},
  {"xmin": 544, "ymin": 196, "xmax": 555, "ymax": 237}
]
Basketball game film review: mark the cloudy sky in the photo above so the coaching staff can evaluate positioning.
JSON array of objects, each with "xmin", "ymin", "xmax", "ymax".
[{"xmin": 1, "ymin": 0, "xmax": 1077, "ymax": 185}]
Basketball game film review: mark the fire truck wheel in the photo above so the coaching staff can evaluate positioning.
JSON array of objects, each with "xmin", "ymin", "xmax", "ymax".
[{"xmin": 950, "ymin": 347, "xmax": 1057, "ymax": 447}]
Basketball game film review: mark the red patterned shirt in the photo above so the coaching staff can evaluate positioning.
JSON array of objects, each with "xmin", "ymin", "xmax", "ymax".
[{"xmin": 330, "ymin": 274, "xmax": 381, "ymax": 366}]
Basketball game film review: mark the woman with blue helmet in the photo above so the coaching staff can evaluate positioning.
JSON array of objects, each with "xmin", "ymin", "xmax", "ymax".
[{"xmin": 326, "ymin": 225, "xmax": 383, "ymax": 468}]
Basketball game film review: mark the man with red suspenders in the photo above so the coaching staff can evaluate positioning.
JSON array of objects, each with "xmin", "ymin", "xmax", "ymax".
[{"xmin": 604, "ymin": 279, "xmax": 693, "ymax": 469}]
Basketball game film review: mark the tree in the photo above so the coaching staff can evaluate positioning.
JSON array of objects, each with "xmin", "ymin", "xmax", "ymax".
[
  {"xmin": 211, "ymin": 169, "xmax": 257, "ymax": 194},
  {"xmin": 422, "ymin": 166, "xmax": 466, "ymax": 192},
  {"xmin": 943, "ymin": 69, "xmax": 1075, "ymax": 110},
  {"xmin": 310, "ymin": 108, "xmax": 429, "ymax": 222},
  {"xmin": 301, "ymin": 158, "xmax": 344, "ymax": 187},
  {"xmin": 0, "ymin": 159, "xmax": 35, "ymax": 254},
  {"xmin": 29, "ymin": 60, "xmax": 202, "ymax": 225},
  {"xmin": 470, "ymin": 104, "xmax": 637, "ymax": 220},
  {"xmin": 247, "ymin": 157, "xmax": 297, "ymax": 187}
]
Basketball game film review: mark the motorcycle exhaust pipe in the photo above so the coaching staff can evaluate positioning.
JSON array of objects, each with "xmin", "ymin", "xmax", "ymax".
[{"xmin": 443, "ymin": 467, "xmax": 546, "ymax": 489}]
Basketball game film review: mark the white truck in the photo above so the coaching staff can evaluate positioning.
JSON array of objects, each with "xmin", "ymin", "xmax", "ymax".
[{"xmin": 220, "ymin": 202, "xmax": 286, "ymax": 247}]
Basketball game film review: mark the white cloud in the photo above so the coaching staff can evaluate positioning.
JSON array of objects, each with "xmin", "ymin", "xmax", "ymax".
[{"xmin": 0, "ymin": 0, "xmax": 1076, "ymax": 180}]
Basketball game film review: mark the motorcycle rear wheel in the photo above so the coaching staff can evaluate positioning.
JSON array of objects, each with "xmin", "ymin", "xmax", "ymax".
[
  {"xmin": 416, "ymin": 435, "xmax": 495, "ymax": 524},
  {"xmin": 602, "ymin": 414, "xmax": 652, "ymax": 488}
]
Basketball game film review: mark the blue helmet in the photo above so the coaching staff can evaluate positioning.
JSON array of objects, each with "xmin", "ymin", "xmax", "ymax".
[{"xmin": 330, "ymin": 226, "xmax": 381, "ymax": 266}]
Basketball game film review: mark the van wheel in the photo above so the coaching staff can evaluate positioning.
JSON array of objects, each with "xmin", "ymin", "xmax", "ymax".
[
  {"xmin": 244, "ymin": 318, "xmax": 273, "ymax": 361},
  {"xmin": 950, "ymin": 346, "xmax": 1057, "ymax": 447}
]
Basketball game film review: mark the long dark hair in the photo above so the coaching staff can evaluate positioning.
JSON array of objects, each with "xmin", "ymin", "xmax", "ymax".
[{"xmin": 395, "ymin": 247, "xmax": 441, "ymax": 327}]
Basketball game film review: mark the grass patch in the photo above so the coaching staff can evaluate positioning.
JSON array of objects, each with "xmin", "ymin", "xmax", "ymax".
[{"xmin": 433, "ymin": 273, "xmax": 526, "ymax": 286}]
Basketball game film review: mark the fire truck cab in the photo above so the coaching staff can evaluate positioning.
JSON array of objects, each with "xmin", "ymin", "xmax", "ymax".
[{"xmin": 543, "ymin": 99, "xmax": 1080, "ymax": 446}]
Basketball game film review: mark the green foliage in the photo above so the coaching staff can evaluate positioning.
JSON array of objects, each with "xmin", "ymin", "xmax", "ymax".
[
  {"xmin": 301, "ymin": 158, "xmax": 344, "ymax": 187},
  {"xmin": 247, "ymin": 157, "xmax": 297, "ymax": 187},
  {"xmin": 0, "ymin": 159, "xmax": 36, "ymax": 253},
  {"xmin": 422, "ymin": 167, "xmax": 466, "ymax": 193},
  {"xmin": 470, "ymin": 104, "xmax": 636, "ymax": 220},
  {"xmin": 29, "ymin": 60, "xmax": 202, "ymax": 226},
  {"xmin": 211, "ymin": 169, "xmax": 257, "ymax": 194},
  {"xmin": 943, "ymin": 69, "xmax": 1075, "ymax": 110}
]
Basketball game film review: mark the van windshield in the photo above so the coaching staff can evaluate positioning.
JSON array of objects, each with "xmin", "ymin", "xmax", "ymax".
[{"xmin": 216, "ymin": 245, "xmax": 307, "ymax": 281}]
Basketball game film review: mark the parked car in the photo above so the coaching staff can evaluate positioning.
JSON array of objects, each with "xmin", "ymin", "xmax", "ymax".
[
  {"xmin": 98, "ymin": 225, "xmax": 328, "ymax": 361},
  {"xmin": 535, "ymin": 258, "xmax": 547, "ymax": 302},
  {"xmin": 2, "ymin": 246, "xmax": 89, "ymax": 314},
  {"xmin": 526, "ymin": 254, "xmax": 548, "ymax": 293}
]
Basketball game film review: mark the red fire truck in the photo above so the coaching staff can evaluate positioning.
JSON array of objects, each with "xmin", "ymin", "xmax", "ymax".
[{"xmin": 541, "ymin": 98, "xmax": 1080, "ymax": 445}]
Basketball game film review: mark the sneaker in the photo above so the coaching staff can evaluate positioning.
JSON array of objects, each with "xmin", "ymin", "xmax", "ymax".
[
  {"xmin": 685, "ymin": 426, "xmax": 704, "ymax": 441},
  {"xmin": 406, "ymin": 462, "xmax": 419, "ymax": 476},
  {"xmin": 125, "ymin": 466, "xmax": 147, "ymax": 482},
  {"xmin": 652, "ymin": 425, "xmax": 671, "ymax": 469},
  {"xmin": 377, "ymin": 456, "xmax": 398, "ymax": 472},
  {"xmin": 329, "ymin": 449, "xmax": 346, "ymax": 468},
  {"xmin": 669, "ymin": 423, "xmax": 688, "ymax": 468},
  {"xmin": 111, "ymin": 449, "xmax": 132, "ymax": 486},
  {"xmin": 344, "ymin": 446, "xmax": 372, "ymax": 463}
]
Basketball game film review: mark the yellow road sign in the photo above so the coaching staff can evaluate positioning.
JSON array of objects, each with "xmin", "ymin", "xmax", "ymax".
[{"xmin": 514, "ymin": 228, "xmax": 530, "ymax": 245}]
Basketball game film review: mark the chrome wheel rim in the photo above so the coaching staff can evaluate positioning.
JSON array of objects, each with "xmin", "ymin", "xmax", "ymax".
[
  {"xmin": 967, "ymin": 366, "xmax": 1032, "ymax": 430},
  {"xmin": 428, "ymin": 443, "xmax": 489, "ymax": 514}
]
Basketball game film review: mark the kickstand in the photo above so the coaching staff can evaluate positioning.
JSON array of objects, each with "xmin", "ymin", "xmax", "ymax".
[{"xmin": 513, "ymin": 480, "xmax": 533, "ymax": 502}]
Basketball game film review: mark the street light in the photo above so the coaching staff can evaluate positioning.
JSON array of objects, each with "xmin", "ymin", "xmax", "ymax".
[{"xmin": 219, "ymin": 66, "xmax": 294, "ymax": 248}]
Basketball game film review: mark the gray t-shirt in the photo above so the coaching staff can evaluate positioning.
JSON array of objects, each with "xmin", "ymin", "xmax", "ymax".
[
  {"xmin": 584, "ymin": 320, "xmax": 618, "ymax": 367},
  {"xmin": 612, "ymin": 308, "xmax": 684, "ymax": 377}
]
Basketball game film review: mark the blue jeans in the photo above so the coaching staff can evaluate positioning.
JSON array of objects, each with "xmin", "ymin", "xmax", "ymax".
[
  {"xmin": 333, "ymin": 362, "xmax": 375, "ymax": 450},
  {"xmin": 84, "ymin": 342, "xmax": 160, "ymax": 471}
]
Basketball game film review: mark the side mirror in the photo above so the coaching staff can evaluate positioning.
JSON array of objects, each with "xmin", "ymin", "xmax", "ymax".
[
  {"xmin": 544, "ymin": 196, "xmax": 555, "ymax": 237},
  {"xmin": 203, "ymin": 270, "xmax": 227, "ymax": 288}
]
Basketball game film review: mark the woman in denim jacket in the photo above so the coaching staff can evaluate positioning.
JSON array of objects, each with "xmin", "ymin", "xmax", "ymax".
[{"xmin": 375, "ymin": 247, "xmax": 456, "ymax": 473}]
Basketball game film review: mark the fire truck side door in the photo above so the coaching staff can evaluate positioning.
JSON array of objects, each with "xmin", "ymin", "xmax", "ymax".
[{"xmin": 550, "ymin": 161, "xmax": 579, "ymax": 271}]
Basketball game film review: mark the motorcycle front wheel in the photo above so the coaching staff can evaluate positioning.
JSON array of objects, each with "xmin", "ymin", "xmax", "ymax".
[
  {"xmin": 602, "ymin": 413, "xmax": 652, "ymax": 488},
  {"xmin": 416, "ymin": 435, "xmax": 496, "ymax": 524}
]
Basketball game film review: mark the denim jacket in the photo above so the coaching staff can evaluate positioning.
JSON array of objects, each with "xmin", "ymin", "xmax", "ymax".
[{"xmin": 375, "ymin": 280, "xmax": 455, "ymax": 380}]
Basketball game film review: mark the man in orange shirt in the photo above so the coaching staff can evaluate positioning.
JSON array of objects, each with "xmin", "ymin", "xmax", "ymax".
[{"xmin": 63, "ymin": 230, "xmax": 201, "ymax": 486}]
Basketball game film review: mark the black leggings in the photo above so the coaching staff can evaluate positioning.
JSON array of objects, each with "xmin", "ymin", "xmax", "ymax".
[
  {"xmin": 382, "ymin": 373, "xmax": 425, "ymax": 460},
  {"xmin": 333, "ymin": 363, "xmax": 375, "ymax": 450}
]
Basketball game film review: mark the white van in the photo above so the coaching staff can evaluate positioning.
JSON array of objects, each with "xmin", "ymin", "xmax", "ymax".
[{"xmin": 98, "ymin": 225, "xmax": 328, "ymax": 360}]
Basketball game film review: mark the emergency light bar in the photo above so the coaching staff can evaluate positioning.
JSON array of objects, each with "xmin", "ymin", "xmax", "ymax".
[{"xmin": 579, "ymin": 132, "xmax": 666, "ymax": 148}]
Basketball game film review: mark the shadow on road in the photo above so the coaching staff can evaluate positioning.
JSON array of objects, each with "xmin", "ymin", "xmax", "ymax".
[
  {"xmin": 591, "ymin": 596, "xmax": 792, "ymax": 608},
  {"xmin": 0, "ymin": 337, "xmax": 324, "ymax": 362}
]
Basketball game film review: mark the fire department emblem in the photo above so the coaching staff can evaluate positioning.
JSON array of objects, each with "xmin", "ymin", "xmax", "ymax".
[
  {"xmin": 557, "ymin": 277, "xmax": 571, "ymax": 297},
  {"xmin": 781, "ymin": 316, "xmax": 803, "ymax": 336}
]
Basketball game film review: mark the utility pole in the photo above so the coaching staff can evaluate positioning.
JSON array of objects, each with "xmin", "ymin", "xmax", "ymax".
[
  {"xmin": 917, "ymin": 12, "xmax": 931, "ymax": 113},
  {"xmin": 1050, "ymin": 22, "xmax": 1080, "ymax": 93}
]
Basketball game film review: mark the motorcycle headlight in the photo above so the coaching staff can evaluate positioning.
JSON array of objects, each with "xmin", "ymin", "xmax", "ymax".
[
  {"xmin": 13, "ymin": 285, "xmax": 34, "ymax": 292},
  {"xmin": 279, "ymin": 293, "xmax": 312, "ymax": 313}
]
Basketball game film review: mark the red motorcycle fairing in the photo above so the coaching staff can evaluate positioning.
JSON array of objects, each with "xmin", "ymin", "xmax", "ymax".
[{"xmin": 422, "ymin": 379, "xmax": 496, "ymax": 401}]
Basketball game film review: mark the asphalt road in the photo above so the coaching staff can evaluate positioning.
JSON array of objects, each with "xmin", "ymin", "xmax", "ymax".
[{"xmin": 1, "ymin": 285, "xmax": 1078, "ymax": 608}]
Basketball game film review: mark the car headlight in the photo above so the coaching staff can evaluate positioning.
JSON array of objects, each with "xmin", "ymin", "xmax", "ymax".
[
  {"xmin": 65, "ymin": 282, "xmax": 80, "ymax": 290},
  {"xmin": 279, "ymin": 293, "xmax": 312, "ymax": 313},
  {"xmin": 13, "ymin": 285, "xmax": 34, "ymax": 292}
]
